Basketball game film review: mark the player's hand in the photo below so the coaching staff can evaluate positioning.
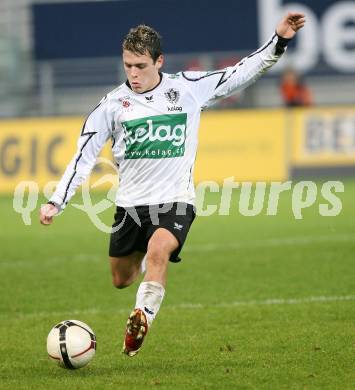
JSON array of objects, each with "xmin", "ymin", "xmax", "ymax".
[
  {"xmin": 39, "ymin": 203, "xmax": 59, "ymax": 225},
  {"xmin": 276, "ymin": 12, "xmax": 306, "ymax": 39}
]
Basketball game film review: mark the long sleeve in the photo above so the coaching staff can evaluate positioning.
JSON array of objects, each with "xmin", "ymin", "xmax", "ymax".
[
  {"xmin": 50, "ymin": 97, "xmax": 112, "ymax": 209},
  {"xmin": 181, "ymin": 33, "xmax": 290, "ymax": 109}
]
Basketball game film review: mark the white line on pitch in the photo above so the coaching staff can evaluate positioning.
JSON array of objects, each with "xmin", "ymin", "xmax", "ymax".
[
  {"xmin": 171, "ymin": 295, "xmax": 355, "ymax": 309},
  {"xmin": 1, "ymin": 295, "xmax": 354, "ymax": 320},
  {"xmin": 0, "ymin": 233, "xmax": 353, "ymax": 267},
  {"xmin": 184, "ymin": 233, "xmax": 355, "ymax": 252}
]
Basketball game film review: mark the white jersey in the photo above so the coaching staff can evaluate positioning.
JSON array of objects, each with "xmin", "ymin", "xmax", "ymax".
[{"xmin": 50, "ymin": 33, "xmax": 288, "ymax": 209}]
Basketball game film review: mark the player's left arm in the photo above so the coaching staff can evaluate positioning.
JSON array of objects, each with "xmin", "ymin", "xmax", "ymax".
[
  {"xmin": 182, "ymin": 12, "xmax": 305, "ymax": 109},
  {"xmin": 276, "ymin": 12, "xmax": 306, "ymax": 39}
]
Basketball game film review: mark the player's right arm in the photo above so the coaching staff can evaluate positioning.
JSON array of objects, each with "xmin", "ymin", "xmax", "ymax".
[{"xmin": 39, "ymin": 96, "xmax": 112, "ymax": 225}]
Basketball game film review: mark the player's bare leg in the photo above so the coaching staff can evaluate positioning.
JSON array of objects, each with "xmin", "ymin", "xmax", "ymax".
[
  {"xmin": 110, "ymin": 251, "xmax": 145, "ymax": 289},
  {"xmin": 144, "ymin": 227, "xmax": 178, "ymax": 286},
  {"xmin": 123, "ymin": 228, "xmax": 178, "ymax": 356}
]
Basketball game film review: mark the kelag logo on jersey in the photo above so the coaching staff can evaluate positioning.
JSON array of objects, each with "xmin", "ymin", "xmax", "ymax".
[{"xmin": 122, "ymin": 113, "xmax": 187, "ymax": 159}]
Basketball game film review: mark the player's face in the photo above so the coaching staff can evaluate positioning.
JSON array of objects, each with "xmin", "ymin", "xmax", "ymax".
[{"xmin": 123, "ymin": 50, "xmax": 163, "ymax": 93}]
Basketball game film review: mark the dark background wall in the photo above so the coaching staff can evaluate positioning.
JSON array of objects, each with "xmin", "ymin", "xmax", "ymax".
[
  {"xmin": 32, "ymin": 0, "xmax": 338, "ymax": 59},
  {"xmin": 32, "ymin": 0, "xmax": 257, "ymax": 59},
  {"xmin": 32, "ymin": 0, "xmax": 355, "ymax": 76}
]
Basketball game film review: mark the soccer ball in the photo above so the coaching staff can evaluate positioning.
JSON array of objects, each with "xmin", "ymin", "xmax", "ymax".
[{"xmin": 47, "ymin": 320, "xmax": 96, "ymax": 369}]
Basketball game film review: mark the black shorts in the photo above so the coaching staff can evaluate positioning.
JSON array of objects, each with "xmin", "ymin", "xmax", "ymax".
[{"xmin": 109, "ymin": 202, "xmax": 196, "ymax": 262}]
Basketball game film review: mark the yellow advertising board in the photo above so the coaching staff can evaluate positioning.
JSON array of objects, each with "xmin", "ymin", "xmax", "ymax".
[
  {"xmin": 196, "ymin": 110, "xmax": 287, "ymax": 182},
  {"xmin": 0, "ymin": 110, "xmax": 287, "ymax": 193},
  {"xmin": 0, "ymin": 117, "xmax": 114, "ymax": 193},
  {"xmin": 291, "ymin": 106, "xmax": 355, "ymax": 167}
]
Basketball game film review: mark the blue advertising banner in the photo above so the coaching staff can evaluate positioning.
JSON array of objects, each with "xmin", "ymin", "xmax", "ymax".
[
  {"xmin": 258, "ymin": 0, "xmax": 355, "ymax": 74},
  {"xmin": 32, "ymin": 0, "xmax": 257, "ymax": 59},
  {"xmin": 32, "ymin": 0, "xmax": 355, "ymax": 74}
]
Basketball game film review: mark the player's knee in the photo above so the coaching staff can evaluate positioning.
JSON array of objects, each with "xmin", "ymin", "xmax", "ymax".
[
  {"xmin": 112, "ymin": 279, "xmax": 130, "ymax": 289},
  {"xmin": 112, "ymin": 274, "xmax": 131, "ymax": 289},
  {"xmin": 147, "ymin": 242, "xmax": 169, "ymax": 265}
]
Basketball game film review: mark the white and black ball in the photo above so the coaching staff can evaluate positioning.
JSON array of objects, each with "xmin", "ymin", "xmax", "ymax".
[{"xmin": 47, "ymin": 320, "xmax": 96, "ymax": 369}]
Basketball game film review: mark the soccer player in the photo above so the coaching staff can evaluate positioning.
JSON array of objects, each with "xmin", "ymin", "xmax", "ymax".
[{"xmin": 40, "ymin": 13, "xmax": 305, "ymax": 356}]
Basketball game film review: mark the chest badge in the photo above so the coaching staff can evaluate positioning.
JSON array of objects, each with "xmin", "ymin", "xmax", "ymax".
[{"xmin": 165, "ymin": 88, "xmax": 180, "ymax": 104}]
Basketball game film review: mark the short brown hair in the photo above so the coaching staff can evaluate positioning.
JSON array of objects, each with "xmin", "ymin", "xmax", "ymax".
[{"xmin": 122, "ymin": 25, "xmax": 162, "ymax": 62}]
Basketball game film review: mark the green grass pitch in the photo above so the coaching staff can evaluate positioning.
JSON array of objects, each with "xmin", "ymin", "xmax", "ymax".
[{"xmin": 0, "ymin": 180, "xmax": 354, "ymax": 389}]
